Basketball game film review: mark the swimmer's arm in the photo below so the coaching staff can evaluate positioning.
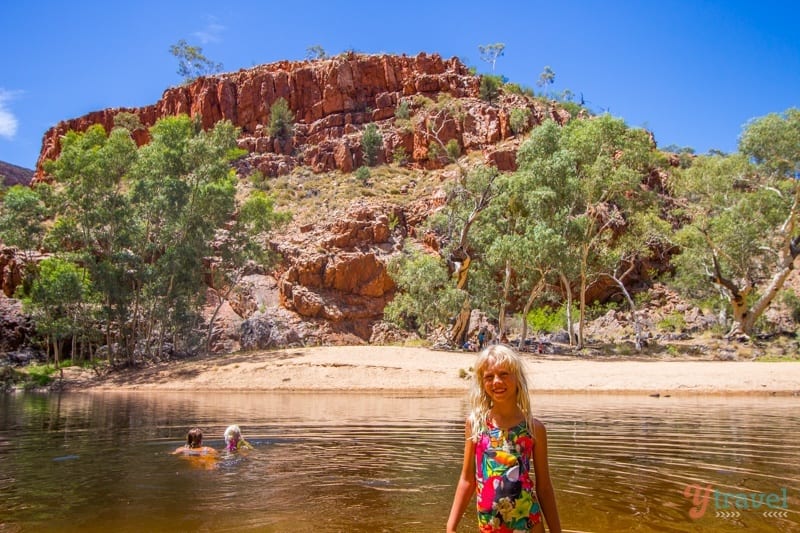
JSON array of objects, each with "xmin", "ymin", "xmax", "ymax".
[
  {"xmin": 532, "ymin": 417, "xmax": 561, "ymax": 533},
  {"xmin": 446, "ymin": 419, "xmax": 476, "ymax": 533}
]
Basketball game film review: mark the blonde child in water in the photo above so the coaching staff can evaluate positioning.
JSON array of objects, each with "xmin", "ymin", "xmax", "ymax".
[
  {"xmin": 447, "ymin": 345, "xmax": 561, "ymax": 533},
  {"xmin": 224, "ymin": 424, "xmax": 254, "ymax": 452}
]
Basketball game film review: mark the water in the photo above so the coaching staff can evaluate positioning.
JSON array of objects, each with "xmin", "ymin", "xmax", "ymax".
[{"xmin": 1, "ymin": 392, "xmax": 798, "ymax": 532}]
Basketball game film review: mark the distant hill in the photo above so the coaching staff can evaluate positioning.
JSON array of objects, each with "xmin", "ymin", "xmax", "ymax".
[{"xmin": 0, "ymin": 161, "xmax": 33, "ymax": 187}]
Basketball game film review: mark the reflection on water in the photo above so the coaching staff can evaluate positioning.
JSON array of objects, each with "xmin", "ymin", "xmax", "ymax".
[{"xmin": 0, "ymin": 392, "xmax": 798, "ymax": 532}]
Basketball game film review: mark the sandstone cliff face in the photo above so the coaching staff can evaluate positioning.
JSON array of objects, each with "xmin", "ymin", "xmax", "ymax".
[
  {"xmin": 25, "ymin": 52, "xmax": 577, "ymax": 351},
  {"xmin": 0, "ymin": 247, "xmax": 25, "ymax": 298},
  {"xmin": 35, "ymin": 52, "xmax": 568, "ymax": 182}
]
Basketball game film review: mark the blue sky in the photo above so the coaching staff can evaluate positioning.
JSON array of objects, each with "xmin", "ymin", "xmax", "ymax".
[{"xmin": 1, "ymin": 1, "xmax": 798, "ymax": 170}]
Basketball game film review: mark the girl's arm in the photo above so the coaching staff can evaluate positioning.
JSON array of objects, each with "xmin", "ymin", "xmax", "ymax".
[
  {"xmin": 532, "ymin": 417, "xmax": 562, "ymax": 533},
  {"xmin": 446, "ymin": 419, "xmax": 477, "ymax": 533}
]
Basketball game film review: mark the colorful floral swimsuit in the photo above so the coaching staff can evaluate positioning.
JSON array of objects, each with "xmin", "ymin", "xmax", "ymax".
[{"xmin": 475, "ymin": 418, "xmax": 542, "ymax": 532}]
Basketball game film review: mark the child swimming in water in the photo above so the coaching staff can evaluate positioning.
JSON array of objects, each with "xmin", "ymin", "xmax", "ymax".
[
  {"xmin": 223, "ymin": 424, "xmax": 254, "ymax": 452},
  {"xmin": 173, "ymin": 427, "xmax": 218, "ymax": 456},
  {"xmin": 447, "ymin": 345, "xmax": 561, "ymax": 532}
]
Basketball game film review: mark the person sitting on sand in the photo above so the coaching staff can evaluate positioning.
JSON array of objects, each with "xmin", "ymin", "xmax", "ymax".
[
  {"xmin": 173, "ymin": 427, "xmax": 218, "ymax": 456},
  {"xmin": 224, "ymin": 424, "xmax": 254, "ymax": 452}
]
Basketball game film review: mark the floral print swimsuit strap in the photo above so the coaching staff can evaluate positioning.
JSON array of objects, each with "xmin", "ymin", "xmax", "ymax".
[{"xmin": 475, "ymin": 418, "xmax": 542, "ymax": 532}]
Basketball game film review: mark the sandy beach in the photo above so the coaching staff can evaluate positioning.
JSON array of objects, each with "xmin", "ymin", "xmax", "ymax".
[{"xmin": 58, "ymin": 345, "xmax": 800, "ymax": 396}]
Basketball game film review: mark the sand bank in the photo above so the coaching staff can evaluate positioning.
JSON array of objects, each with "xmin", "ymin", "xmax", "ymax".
[{"xmin": 58, "ymin": 346, "xmax": 800, "ymax": 396}]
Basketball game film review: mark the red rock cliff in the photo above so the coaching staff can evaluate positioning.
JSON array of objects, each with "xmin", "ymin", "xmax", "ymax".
[
  {"xmin": 36, "ymin": 53, "xmax": 467, "ymax": 176},
  {"xmin": 35, "ymin": 52, "xmax": 568, "ymax": 181}
]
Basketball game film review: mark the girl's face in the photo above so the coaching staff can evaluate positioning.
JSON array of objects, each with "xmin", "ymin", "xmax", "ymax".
[{"xmin": 482, "ymin": 358, "xmax": 518, "ymax": 404}]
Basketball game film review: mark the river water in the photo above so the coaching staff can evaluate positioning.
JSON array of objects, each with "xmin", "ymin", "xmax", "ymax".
[{"xmin": 1, "ymin": 392, "xmax": 798, "ymax": 532}]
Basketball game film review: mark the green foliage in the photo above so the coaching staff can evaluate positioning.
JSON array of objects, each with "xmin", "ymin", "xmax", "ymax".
[
  {"xmin": 779, "ymin": 290, "xmax": 800, "ymax": 323},
  {"xmin": 657, "ymin": 312, "xmax": 687, "ymax": 333},
  {"xmin": 305, "ymin": 45, "xmax": 328, "ymax": 60},
  {"xmin": 478, "ymin": 43, "xmax": 505, "ymax": 72},
  {"xmin": 248, "ymin": 170, "xmax": 270, "ymax": 191},
  {"xmin": 268, "ymin": 98, "xmax": 295, "ymax": 139},
  {"xmin": 509, "ymin": 107, "xmax": 531, "ymax": 135},
  {"xmin": 427, "ymin": 141, "xmax": 441, "ymax": 161},
  {"xmin": 113, "ymin": 112, "xmax": 144, "ymax": 133},
  {"xmin": 384, "ymin": 245, "xmax": 466, "ymax": 335},
  {"xmin": 395, "ymin": 100, "xmax": 411, "ymax": 119},
  {"xmin": 355, "ymin": 165, "xmax": 371, "ymax": 183},
  {"xmin": 24, "ymin": 364, "xmax": 59, "ymax": 387},
  {"xmin": 479, "ymin": 75, "xmax": 502, "ymax": 104},
  {"xmin": 21, "ymin": 257, "xmax": 97, "ymax": 363},
  {"xmin": 537, "ymin": 66, "xmax": 555, "ymax": 94},
  {"xmin": 526, "ymin": 306, "xmax": 566, "ymax": 333},
  {"xmin": 738, "ymin": 107, "xmax": 800, "ymax": 178},
  {"xmin": 388, "ymin": 212, "xmax": 400, "ymax": 231},
  {"xmin": 559, "ymin": 101, "xmax": 586, "ymax": 119},
  {"xmin": 445, "ymin": 139, "xmax": 461, "ymax": 161},
  {"xmin": 669, "ymin": 126, "xmax": 796, "ymax": 336},
  {"xmin": 0, "ymin": 185, "xmax": 47, "ymax": 255},
  {"xmin": 361, "ymin": 123, "xmax": 383, "ymax": 167},
  {"xmin": 503, "ymin": 83, "xmax": 534, "ymax": 97},
  {"xmin": 392, "ymin": 146, "xmax": 408, "ymax": 166},
  {"xmin": 41, "ymin": 114, "xmax": 245, "ymax": 362},
  {"xmin": 169, "ymin": 39, "xmax": 223, "ymax": 83}
]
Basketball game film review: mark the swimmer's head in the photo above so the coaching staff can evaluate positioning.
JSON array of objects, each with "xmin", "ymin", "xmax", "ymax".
[
  {"xmin": 224, "ymin": 425, "xmax": 242, "ymax": 451},
  {"xmin": 186, "ymin": 427, "xmax": 203, "ymax": 448}
]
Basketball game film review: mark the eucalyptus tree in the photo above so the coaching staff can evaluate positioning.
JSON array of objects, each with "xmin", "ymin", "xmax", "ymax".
[
  {"xmin": 43, "ymin": 123, "xmax": 139, "ymax": 360},
  {"xmin": 513, "ymin": 120, "xmax": 583, "ymax": 344},
  {"xmin": 512, "ymin": 117, "xmax": 657, "ymax": 348},
  {"xmin": 21, "ymin": 257, "xmax": 96, "ymax": 367},
  {"xmin": 206, "ymin": 190, "xmax": 291, "ymax": 350},
  {"xmin": 595, "ymin": 209, "xmax": 673, "ymax": 350},
  {"xmin": 127, "ymin": 116, "xmax": 243, "ymax": 358},
  {"xmin": 670, "ymin": 108, "xmax": 800, "ymax": 338},
  {"xmin": 384, "ymin": 244, "xmax": 466, "ymax": 337},
  {"xmin": 478, "ymin": 43, "xmax": 505, "ymax": 73},
  {"xmin": 537, "ymin": 66, "xmax": 555, "ymax": 96},
  {"xmin": 560, "ymin": 114, "xmax": 657, "ymax": 347},
  {"xmin": 43, "ymin": 115, "xmax": 245, "ymax": 362},
  {"xmin": 0, "ymin": 184, "xmax": 48, "ymax": 261},
  {"xmin": 169, "ymin": 39, "xmax": 223, "ymax": 83},
  {"xmin": 470, "ymin": 157, "xmax": 567, "ymax": 345},
  {"xmin": 425, "ymin": 164, "xmax": 501, "ymax": 345}
]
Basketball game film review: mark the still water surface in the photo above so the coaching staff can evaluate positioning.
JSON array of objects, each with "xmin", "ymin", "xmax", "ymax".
[{"xmin": 1, "ymin": 392, "xmax": 799, "ymax": 532}]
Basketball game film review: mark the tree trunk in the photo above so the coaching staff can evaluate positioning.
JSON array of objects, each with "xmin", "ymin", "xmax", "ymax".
[
  {"xmin": 578, "ymin": 261, "xmax": 587, "ymax": 349},
  {"xmin": 559, "ymin": 272, "xmax": 575, "ymax": 346},
  {"xmin": 607, "ymin": 275, "xmax": 643, "ymax": 351},
  {"xmin": 731, "ymin": 254, "xmax": 798, "ymax": 338},
  {"xmin": 498, "ymin": 259, "xmax": 512, "ymax": 339},
  {"xmin": 450, "ymin": 297, "xmax": 472, "ymax": 348},
  {"xmin": 53, "ymin": 337, "xmax": 60, "ymax": 370},
  {"xmin": 519, "ymin": 279, "xmax": 545, "ymax": 352}
]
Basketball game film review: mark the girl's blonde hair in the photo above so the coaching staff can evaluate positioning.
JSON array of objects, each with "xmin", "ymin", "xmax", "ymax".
[{"xmin": 468, "ymin": 345, "xmax": 531, "ymax": 439}]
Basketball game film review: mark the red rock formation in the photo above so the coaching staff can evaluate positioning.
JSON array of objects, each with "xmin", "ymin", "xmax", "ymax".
[
  {"xmin": 276, "ymin": 201, "xmax": 398, "ymax": 335},
  {"xmin": 0, "ymin": 247, "xmax": 25, "ymax": 298},
  {"xmin": 35, "ymin": 52, "xmax": 563, "ymax": 182}
]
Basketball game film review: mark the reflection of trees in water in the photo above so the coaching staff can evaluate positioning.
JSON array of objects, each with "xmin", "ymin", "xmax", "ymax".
[{"xmin": 3, "ymin": 394, "xmax": 799, "ymax": 532}]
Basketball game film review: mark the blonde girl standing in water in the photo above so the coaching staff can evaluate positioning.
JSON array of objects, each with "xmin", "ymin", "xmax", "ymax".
[{"xmin": 447, "ymin": 345, "xmax": 561, "ymax": 533}]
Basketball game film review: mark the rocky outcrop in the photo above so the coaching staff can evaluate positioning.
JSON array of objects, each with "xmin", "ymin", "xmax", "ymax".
[
  {"xmin": 275, "ymin": 202, "xmax": 399, "ymax": 339},
  {"xmin": 0, "ymin": 295, "xmax": 32, "ymax": 354},
  {"xmin": 35, "ymin": 52, "xmax": 567, "ymax": 182},
  {"xmin": 0, "ymin": 247, "xmax": 26, "ymax": 298}
]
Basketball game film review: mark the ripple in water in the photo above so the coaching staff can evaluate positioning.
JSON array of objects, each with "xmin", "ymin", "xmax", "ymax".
[{"xmin": 0, "ymin": 392, "xmax": 798, "ymax": 532}]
